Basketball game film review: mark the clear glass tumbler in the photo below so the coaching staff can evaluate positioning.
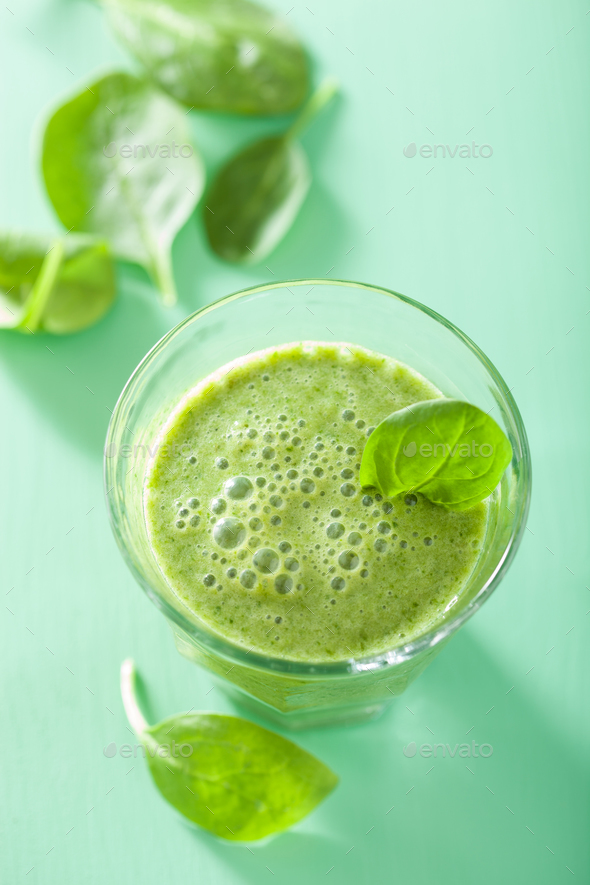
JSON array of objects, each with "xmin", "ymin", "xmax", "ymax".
[{"xmin": 104, "ymin": 280, "xmax": 531, "ymax": 729}]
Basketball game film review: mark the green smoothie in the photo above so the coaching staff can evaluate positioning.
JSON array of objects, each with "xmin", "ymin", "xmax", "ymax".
[{"xmin": 145, "ymin": 342, "xmax": 487, "ymax": 663}]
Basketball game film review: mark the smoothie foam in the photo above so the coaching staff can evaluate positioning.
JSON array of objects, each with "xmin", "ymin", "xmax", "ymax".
[{"xmin": 145, "ymin": 342, "xmax": 487, "ymax": 663}]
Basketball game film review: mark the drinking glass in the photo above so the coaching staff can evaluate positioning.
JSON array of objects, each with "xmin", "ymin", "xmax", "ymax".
[{"xmin": 104, "ymin": 280, "xmax": 531, "ymax": 729}]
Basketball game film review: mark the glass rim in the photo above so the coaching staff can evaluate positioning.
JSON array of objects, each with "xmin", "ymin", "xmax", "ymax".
[{"xmin": 105, "ymin": 278, "xmax": 532, "ymax": 677}]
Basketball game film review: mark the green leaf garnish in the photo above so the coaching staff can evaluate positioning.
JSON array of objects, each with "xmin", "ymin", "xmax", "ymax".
[
  {"xmin": 101, "ymin": 0, "xmax": 309, "ymax": 116},
  {"xmin": 120, "ymin": 659, "xmax": 338, "ymax": 841},
  {"xmin": 204, "ymin": 77, "xmax": 338, "ymax": 263},
  {"xmin": 0, "ymin": 231, "xmax": 115, "ymax": 334},
  {"xmin": 360, "ymin": 399, "xmax": 513, "ymax": 510},
  {"xmin": 41, "ymin": 71, "xmax": 205, "ymax": 307}
]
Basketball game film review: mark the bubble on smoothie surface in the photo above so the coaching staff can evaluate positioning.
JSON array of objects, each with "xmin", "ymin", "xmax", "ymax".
[
  {"xmin": 240, "ymin": 569, "xmax": 256, "ymax": 589},
  {"xmin": 253, "ymin": 548, "xmax": 279, "ymax": 574},
  {"xmin": 275, "ymin": 574, "xmax": 293, "ymax": 594},
  {"xmin": 213, "ymin": 517, "xmax": 246, "ymax": 549},
  {"xmin": 338, "ymin": 550, "xmax": 359, "ymax": 570},
  {"xmin": 215, "ymin": 457, "xmax": 229, "ymax": 469},
  {"xmin": 326, "ymin": 522, "xmax": 345, "ymax": 540},
  {"xmin": 211, "ymin": 497, "xmax": 227, "ymax": 514},
  {"xmin": 224, "ymin": 476, "xmax": 254, "ymax": 499}
]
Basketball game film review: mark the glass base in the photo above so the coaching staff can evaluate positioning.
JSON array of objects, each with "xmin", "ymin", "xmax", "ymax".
[{"xmin": 212, "ymin": 675, "xmax": 391, "ymax": 730}]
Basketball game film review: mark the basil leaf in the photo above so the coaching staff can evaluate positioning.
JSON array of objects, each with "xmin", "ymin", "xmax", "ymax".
[
  {"xmin": 204, "ymin": 78, "xmax": 337, "ymax": 263},
  {"xmin": 360, "ymin": 399, "xmax": 513, "ymax": 510},
  {"xmin": 102, "ymin": 0, "xmax": 309, "ymax": 115},
  {"xmin": 120, "ymin": 660, "xmax": 338, "ymax": 841},
  {"xmin": 0, "ymin": 232, "xmax": 115, "ymax": 334},
  {"xmin": 41, "ymin": 71, "xmax": 205, "ymax": 306}
]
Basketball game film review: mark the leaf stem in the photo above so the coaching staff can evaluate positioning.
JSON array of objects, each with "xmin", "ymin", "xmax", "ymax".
[
  {"xmin": 18, "ymin": 239, "xmax": 65, "ymax": 332},
  {"xmin": 117, "ymin": 169, "xmax": 179, "ymax": 308},
  {"xmin": 149, "ymin": 245, "xmax": 178, "ymax": 308},
  {"xmin": 286, "ymin": 77, "xmax": 339, "ymax": 143},
  {"xmin": 120, "ymin": 658, "xmax": 149, "ymax": 736}
]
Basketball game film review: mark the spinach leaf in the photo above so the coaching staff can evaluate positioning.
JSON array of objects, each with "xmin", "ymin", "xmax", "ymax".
[
  {"xmin": 204, "ymin": 77, "xmax": 338, "ymax": 263},
  {"xmin": 101, "ymin": 0, "xmax": 308, "ymax": 115},
  {"xmin": 41, "ymin": 71, "xmax": 205, "ymax": 306},
  {"xmin": 360, "ymin": 399, "xmax": 512, "ymax": 510},
  {"xmin": 120, "ymin": 659, "xmax": 338, "ymax": 841},
  {"xmin": 0, "ymin": 232, "xmax": 116, "ymax": 334}
]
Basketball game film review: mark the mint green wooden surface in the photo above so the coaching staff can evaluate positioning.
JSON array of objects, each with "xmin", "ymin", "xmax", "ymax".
[{"xmin": 1, "ymin": 0, "xmax": 589, "ymax": 881}]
